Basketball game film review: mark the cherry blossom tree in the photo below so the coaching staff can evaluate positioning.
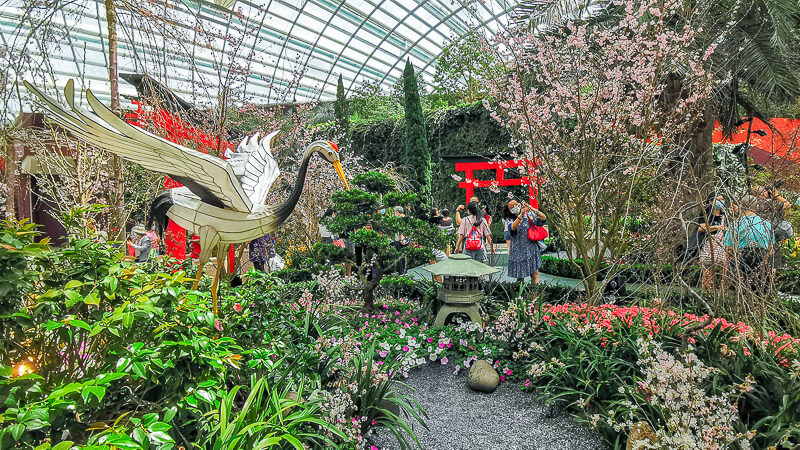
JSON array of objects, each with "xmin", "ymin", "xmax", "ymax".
[{"xmin": 485, "ymin": 0, "xmax": 716, "ymax": 299}]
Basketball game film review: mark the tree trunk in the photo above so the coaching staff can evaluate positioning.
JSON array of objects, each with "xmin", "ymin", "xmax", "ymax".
[
  {"xmin": 3, "ymin": 137, "xmax": 16, "ymax": 220},
  {"xmin": 106, "ymin": 0, "xmax": 125, "ymax": 240},
  {"xmin": 688, "ymin": 103, "xmax": 716, "ymax": 194},
  {"xmin": 363, "ymin": 265, "xmax": 383, "ymax": 311},
  {"xmin": 663, "ymin": 73, "xmax": 716, "ymax": 198}
]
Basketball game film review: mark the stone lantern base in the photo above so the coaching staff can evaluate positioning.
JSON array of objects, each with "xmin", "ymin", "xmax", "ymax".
[
  {"xmin": 434, "ymin": 291, "xmax": 484, "ymax": 328},
  {"xmin": 433, "ymin": 302, "xmax": 483, "ymax": 328}
]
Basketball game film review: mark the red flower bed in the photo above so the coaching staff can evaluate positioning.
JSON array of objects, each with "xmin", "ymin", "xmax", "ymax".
[{"xmin": 540, "ymin": 303, "xmax": 800, "ymax": 357}]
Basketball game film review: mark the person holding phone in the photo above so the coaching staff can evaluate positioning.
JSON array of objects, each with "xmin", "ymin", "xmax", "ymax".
[
  {"xmin": 454, "ymin": 201, "xmax": 494, "ymax": 261},
  {"xmin": 508, "ymin": 201, "xmax": 547, "ymax": 284}
]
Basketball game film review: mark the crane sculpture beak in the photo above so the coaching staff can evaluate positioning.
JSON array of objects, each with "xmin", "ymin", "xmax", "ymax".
[
  {"xmin": 326, "ymin": 141, "xmax": 349, "ymax": 190},
  {"xmin": 333, "ymin": 161, "xmax": 350, "ymax": 191}
]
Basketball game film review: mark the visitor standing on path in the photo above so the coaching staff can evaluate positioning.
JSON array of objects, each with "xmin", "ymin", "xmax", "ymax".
[
  {"xmin": 697, "ymin": 197, "xmax": 728, "ymax": 291},
  {"xmin": 145, "ymin": 226, "xmax": 160, "ymax": 258},
  {"xmin": 508, "ymin": 201, "xmax": 547, "ymax": 284},
  {"xmin": 482, "ymin": 205, "xmax": 493, "ymax": 228},
  {"xmin": 454, "ymin": 201, "xmax": 493, "ymax": 261},
  {"xmin": 428, "ymin": 208, "xmax": 448, "ymax": 282},
  {"xmin": 439, "ymin": 208, "xmax": 455, "ymax": 256},
  {"xmin": 724, "ymin": 195, "xmax": 774, "ymax": 293},
  {"xmin": 502, "ymin": 200, "xmax": 519, "ymax": 259},
  {"xmin": 754, "ymin": 184, "xmax": 791, "ymax": 275},
  {"xmin": 128, "ymin": 225, "xmax": 152, "ymax": 263},
  {"xmin": 249, "ymin": 235, "xmax": 269, "ymax": 272}
]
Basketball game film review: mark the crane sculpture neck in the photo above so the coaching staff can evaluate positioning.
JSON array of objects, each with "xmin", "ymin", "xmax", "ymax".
[{"xmin": 273, "ymin": 144, "xmax": 322, "ymax": 222}]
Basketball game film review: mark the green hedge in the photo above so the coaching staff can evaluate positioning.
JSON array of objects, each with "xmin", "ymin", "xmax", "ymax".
[
  {"xmin": 540, "ymin": 255, "xmax": 800, "ymax": 295},
  {"xmin": 318, "ymin": 103, "xmax": 515, "ymax": 214},
  {"xmin": 540, "ymin": 255, "xmax": 702, "ymax": 286}
]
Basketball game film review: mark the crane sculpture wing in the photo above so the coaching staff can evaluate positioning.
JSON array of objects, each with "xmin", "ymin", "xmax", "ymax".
[
  {"xmin": 224, "ymin": 130, "xmax": 280, "ymax": 208},
  {"xmin": 24, "ymin": 80, "xmax": 256, "ymax": 212}
]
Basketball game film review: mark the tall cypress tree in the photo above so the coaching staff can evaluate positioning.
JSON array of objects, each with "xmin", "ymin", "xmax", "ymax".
[
  {"xmin": 334, "ymin": 74, "xmax": 349, "ymax": 142},
  {"xmin": 402, "ymin": 59, "xmax": 431, "ymax": 205}
]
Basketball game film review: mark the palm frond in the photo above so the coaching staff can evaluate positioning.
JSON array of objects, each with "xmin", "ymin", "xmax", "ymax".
[
  {"xmin": 759, "ymin": 0, "xmax": 800, "ymax": 53},
  {"xmin": 728, "ymin": 23, "xmax": 800, "ymax": 103},
  {"xmin": 513, "ymin": 0, "xmax": 610, "ymax": 31}
]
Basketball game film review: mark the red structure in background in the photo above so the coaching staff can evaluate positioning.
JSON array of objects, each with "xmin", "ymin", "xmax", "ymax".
[
  {"xmin": 125, "ymin": 101, "xmax": 235, "ymax": 271},
  {"xmin": 712, "ymin": 118, "xmax": 800, "ymax": 159},
  {"xmin": 454, "ymin": 159, "xmax": 538, "ymax": 208},
  {"xmin": 452, "ymin": 119, "xmax": 800, "ymax": 208}
]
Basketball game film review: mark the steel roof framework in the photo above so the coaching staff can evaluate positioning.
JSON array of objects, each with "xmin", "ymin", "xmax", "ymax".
[{"xmin": 0, "ymin": 0, "xmax": 515, "ymax": 109}]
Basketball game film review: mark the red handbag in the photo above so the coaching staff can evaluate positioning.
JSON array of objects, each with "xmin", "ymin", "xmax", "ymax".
[{"xmin": 527, "ymin": 217, "xmax": 548, "ymax": 241}]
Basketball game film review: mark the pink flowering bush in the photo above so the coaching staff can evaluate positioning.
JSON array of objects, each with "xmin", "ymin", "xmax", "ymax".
[
  {"xmin": 484, "ymin": 0, "xmax": 717, "ymax": 299},
  {"xmin": 508, "ymin": 302, "xmax": 800, "ymax": 448}
]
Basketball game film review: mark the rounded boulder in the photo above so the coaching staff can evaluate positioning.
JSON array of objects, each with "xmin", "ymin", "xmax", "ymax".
[{"xmin": 467, "ymin": 360, "xmax": 500, "ymax": 393}]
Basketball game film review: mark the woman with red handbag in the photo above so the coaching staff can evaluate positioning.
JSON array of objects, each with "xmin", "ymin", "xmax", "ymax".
[{"xmin": 508, "ymin": 200, "xmax": 548, "ymax": 283}]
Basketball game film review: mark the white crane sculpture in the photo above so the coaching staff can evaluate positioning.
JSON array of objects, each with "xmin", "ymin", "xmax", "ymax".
[{"xmin": 25, "ymin": 80, "xmax": 350, "ymax": 315}]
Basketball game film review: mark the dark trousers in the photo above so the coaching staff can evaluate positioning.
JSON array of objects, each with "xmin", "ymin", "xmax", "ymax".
[
  {"xmin": 733, "ymin": 247, "xmax": 772, "ymax": 294},
  {"xmin": 252, "ymin": 261, "xmax": 265, "ymax": 272},
  {"xmin": 391, "ymin": 241, "xmax": 407, "ymax": 274}
]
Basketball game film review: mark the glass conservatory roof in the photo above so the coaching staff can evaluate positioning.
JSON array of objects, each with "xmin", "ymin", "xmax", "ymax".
[{"xmin": 1, "ymin": 0, "xmax": 517, "ymax": 109}]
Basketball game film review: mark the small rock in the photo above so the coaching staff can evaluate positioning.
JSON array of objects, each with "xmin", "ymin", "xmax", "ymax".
[
  {"xmin": 467, "ymin": 360, "xmax": 500, "ymax": 393},
  {"xmin": 377, "ymin": 397, "xmax": 402, "ymax": 419},
  {"xmin": 626, "ymin": 421, "xmax": 657, "ymax": 450},
  {"xmin": 282, "ymin": 391, "xmax": 303, "ymax": 419}
]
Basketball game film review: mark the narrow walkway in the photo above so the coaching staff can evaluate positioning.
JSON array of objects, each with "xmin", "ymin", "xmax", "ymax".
[
  {"xmin": 368, "ymin": 362, "xmax": 607, "ymax": 450},
  {"xmin": 408, "ymin": 250, "xmax": 695, "ymax": 299},
  {"xmin": 407, "ymin": 250, "xmax": 585, "ymax": 289}
]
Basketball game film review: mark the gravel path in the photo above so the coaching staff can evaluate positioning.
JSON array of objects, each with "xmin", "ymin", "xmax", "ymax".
[{"xmin": 368, "ymin": 362, "xmax": 607, "ymax": 450}]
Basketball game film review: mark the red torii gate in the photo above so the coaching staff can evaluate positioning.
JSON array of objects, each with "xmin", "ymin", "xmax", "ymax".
[{"xmin": 455, "ymin": 159, "xmax": 539, "ymax": 208}]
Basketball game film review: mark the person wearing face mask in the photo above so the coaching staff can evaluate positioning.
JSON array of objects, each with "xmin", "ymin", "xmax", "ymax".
[
  {"xmin": 438, "ymin": 209, "xmax": 455, "ymax": 256},
  {"xmin": 502, "ymin": 200, "xmax": 521, "ymax": 257},
  {"xmin": 455, "ymin": 196, "xmax": 482, "ymax": 227},
  {"xmin": 507, "ymin": 199, "xmax": 547, "ymax": 284},
  {"xmin": 697, "ymin": 196, "xmax": 728, "ymax": 291},
  {"xmin": 724, "ymin": 195, "xmax": 774, "ymax": 293}
]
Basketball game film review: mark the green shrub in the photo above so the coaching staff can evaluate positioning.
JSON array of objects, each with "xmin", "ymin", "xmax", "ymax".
[{"xmin": 0, "ymin": 220, "xmax": 425, "ymax": 449}]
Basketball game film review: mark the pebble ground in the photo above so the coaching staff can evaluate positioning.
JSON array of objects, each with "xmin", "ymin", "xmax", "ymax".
[{"xmin": 368, "ymin": 362, "xmax": 608, "ymax": 450}]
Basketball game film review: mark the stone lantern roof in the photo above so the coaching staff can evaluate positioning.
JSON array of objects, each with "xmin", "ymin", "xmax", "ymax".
[{"xmin": 422, "ymin": 254, "xmax": 499, "ymax": 277}]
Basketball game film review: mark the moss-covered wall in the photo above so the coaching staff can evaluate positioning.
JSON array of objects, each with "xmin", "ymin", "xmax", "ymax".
[{"xmin": 339, "ymin": 103, "xmax": 516, "ymax": 213}]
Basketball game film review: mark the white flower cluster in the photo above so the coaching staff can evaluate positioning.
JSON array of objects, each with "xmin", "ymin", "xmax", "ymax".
[
  {"xmin": 612, "ymin": 338, "xmax": 754, "ymax": 449},
  {"xmin": 317, "ymin": 388, "xmax": 361, "ymax": 445}
]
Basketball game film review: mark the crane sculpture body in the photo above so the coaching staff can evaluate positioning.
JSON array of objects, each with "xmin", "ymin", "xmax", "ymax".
[{"xmin": 25, "ymin": 80, "xmax": 350, "ymax": 314}]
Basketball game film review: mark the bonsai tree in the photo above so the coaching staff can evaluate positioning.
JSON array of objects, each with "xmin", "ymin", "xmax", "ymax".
[{"xmin": 316, "ymin": 171, "xmax": 447, "ymax": 310}]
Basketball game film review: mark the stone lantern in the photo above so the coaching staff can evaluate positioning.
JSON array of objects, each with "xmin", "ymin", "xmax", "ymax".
[{"xmin": 423, "ymin": 254, "xmax": 499, "ymax": 328}]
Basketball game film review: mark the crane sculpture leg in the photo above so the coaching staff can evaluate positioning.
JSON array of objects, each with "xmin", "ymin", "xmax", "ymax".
[
  {"xmin": 211, "ymin": 243, "xmax": 229, "ymax": 316},
  {"xmin": 191, "ymin": 227, "xmax": 223, "ymax": 316}
]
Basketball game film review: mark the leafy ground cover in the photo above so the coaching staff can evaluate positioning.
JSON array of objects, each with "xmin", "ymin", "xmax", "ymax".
[
  {"xmin": 3, "ymin": 218, "xmax": 800, "ymax": 449},
  {"xmin": 0, "ymin": 221, "xmax": 424, "ymax": 449}
]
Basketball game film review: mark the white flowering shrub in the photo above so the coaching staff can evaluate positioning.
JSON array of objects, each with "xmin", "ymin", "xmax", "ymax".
[{"xmin": 606, "ymin": 338, "xmax": 755, "ymax": 449}]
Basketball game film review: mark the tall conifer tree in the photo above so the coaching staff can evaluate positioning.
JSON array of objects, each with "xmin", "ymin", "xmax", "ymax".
[
  {"xmin": 334, "ymin": 74, "xmax": 349, "ymax": 143},
  {"xmin": 402, "ymin": 60, "xmax": 431, "ymax": 204}
]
